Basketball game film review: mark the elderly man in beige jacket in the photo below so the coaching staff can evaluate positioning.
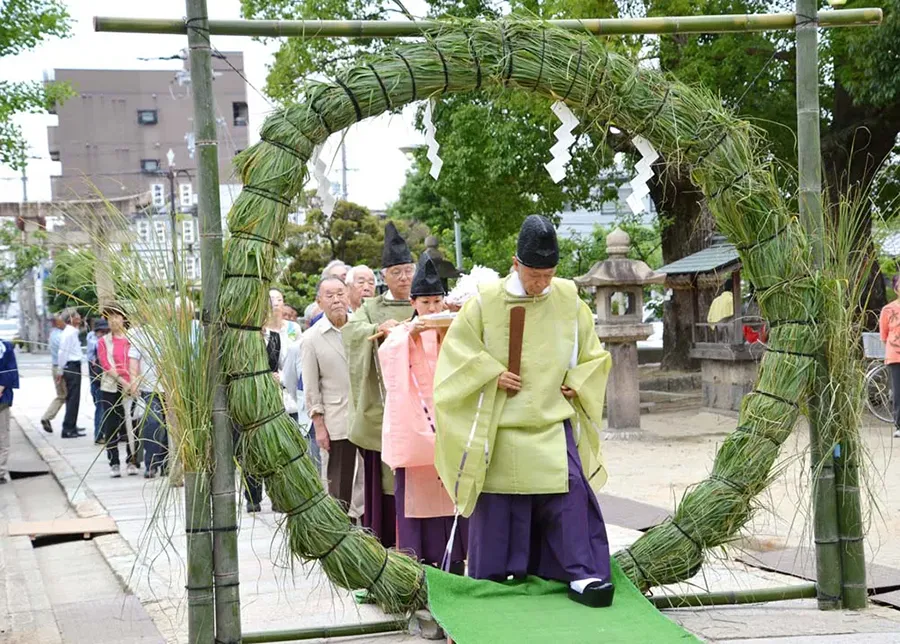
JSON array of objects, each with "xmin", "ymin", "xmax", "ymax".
[{"xmin": 301, "ymin": 276, "xmax": 360, "ymax": 513}]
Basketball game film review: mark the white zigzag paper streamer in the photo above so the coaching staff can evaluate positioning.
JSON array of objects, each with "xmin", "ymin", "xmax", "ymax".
[
  {"xmin": 544, "ymin": 101, "xmax": 579, "ymax": 184},
  {"xmin": 423, "ymin": 100, "xmax": 443, "ymax": 180},
  {"xmin": 312, "ymin": 144, "xmax": 336, "ymax": 217},
  {"xmin": 626, "ymin": 135, "xmax": 660, "ymax": 215}
]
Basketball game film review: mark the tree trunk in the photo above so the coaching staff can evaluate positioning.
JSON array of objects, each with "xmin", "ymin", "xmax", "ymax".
[
  {"xmin": 649, "ymin": 166, "xmax": 715, "ymax": 371},
  {"xmin": 823, "ymin": 78, "xmax": 900, "ymax": 329}
]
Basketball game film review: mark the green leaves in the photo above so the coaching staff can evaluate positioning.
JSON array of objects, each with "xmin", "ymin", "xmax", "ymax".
[
  {"xmin": 0, "ymin": 0, "xmax": 70, "ymax": 58},
  {"xmin": 0, "ymin": 0, "xmax": 73, "ymax": 169},
  {"xmin": 44, "ymin": 248, "xmax": 97, "ymax": 314},
  {"xmin": 277, "ymin": 198, "xmax": 428, "ymax": 310},
  {"xmin": 389, "ymin": 91, "xmax": 613, "ymax": 259},
  {"xmin": 0, "ymin": 220, "xmax": 47, "ymax": 307}
]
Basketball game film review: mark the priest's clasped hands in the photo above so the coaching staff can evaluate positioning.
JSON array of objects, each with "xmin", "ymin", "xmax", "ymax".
[{"xmin": 497, "ymin": 371, "xmax": 577, "ymax": 399}]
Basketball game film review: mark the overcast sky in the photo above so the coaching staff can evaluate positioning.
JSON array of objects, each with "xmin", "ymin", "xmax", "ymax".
[{"xmin": 0, "ymin": 0, "xmax": 426, "ymax": 209}]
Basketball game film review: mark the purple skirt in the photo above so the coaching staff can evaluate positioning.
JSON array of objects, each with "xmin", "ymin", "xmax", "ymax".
[
  {"xmin": 360, "ymin": 448, "xmax": 396, "ymax": 548},
  {"xmin": 467, "ymin": 421, "xmax": 611, "ymax": 583},
  {"xmin": 394, "ymin": 468, "xmax": 468, "ymax": 567}
]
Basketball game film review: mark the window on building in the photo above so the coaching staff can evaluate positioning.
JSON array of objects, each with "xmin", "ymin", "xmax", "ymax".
[
  {"xmin": 182, "ymin": 219, "xmax": 195, "ymax": 245},
  {"xmin": 232, "ymin": 102, "xmax": 248, "ymax": 127},
  {"xmin": 141, "ymin": 159, "xmax": 161, "ymax": 174},
  {"xmin": 151, "ymin": 183, "xmax": 165, "ymax": 208},
  {"xmin": 179, "ymin": 183, "xmax": 193, "ymax": 208},
  {"xmin": 137, "ymin": 220, "xmax": 150, "ymax": 244},
  {"xmin": 49, "ymin": 150, "xmax": 60, "ymax": 162},
  {"xmin": 137, "ymin": 109, "xmax": 158, "ymax": 125},
  {"xmin": 154, "ymin": 221, "xmax": 167, "ymax": 243}
]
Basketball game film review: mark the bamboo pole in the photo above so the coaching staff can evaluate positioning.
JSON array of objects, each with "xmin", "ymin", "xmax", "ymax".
[
  {"xmin": 650, "ymin": 584, "xmax": 818, "ymax": 609},
  {"xmin": 795, "ymin": 0, "xmax": 847, "ymax": 611},
  {"xmin": 186, "ymin": 0, "xmax": 243, "ymax": 638},
  {"xmin": 809, "ymin": 396, "xmax": 844, "ymax": 610},
  {"xmin": 184, "ymin": 471, "xmax": 215, "ymax": 643},
  {"xmin": 93, "ymin": 9, "xmax": 882, "ymax": 38},
  {"xmin": 835, "ymin": 426, "xmax": 868, "ymax": 608},
  {"xmin": 243, "ymin": 621, "xmax": 406, "ymax": 643}
]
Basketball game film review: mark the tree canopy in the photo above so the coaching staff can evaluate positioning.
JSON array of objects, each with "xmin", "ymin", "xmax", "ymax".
[
  {"xmin": 0, "ymin": 0, "xmax": 73, "ymax": 169},
  {"xmin": 277, "ymin": 199, "xmax": 428, "ymax": 311},
  {"xmin": 246, "ymin": 0, "xmax": 900, "ymax": 364},
  {"xmin": 44, "ymin": 248, "xmax": 98, "ymax": 314},
  {"xmin": 0, "ymin": 220, "xmax": 46, "ymax": 310}
]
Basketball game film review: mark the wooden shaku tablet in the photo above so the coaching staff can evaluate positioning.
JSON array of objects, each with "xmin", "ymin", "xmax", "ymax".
[{"xmin": 507, "ymin": 305, "xmax": 526, "ymax": 398}]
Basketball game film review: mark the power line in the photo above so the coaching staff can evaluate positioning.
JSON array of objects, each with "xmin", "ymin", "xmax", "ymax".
[{"xmin": 184, "ymin": 20, "xmax": 274, "ymax": 111}]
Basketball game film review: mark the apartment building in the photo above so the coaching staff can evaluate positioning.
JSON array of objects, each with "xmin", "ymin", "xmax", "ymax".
[{"xmin": 46, "ymin": 51, "xmax": 249, "ymax": 283}]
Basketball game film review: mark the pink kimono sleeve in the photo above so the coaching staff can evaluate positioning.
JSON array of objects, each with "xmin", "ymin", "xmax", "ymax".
[{"xmin": 379, "ymin": 324, "xmax": 439, "ymax": 470}]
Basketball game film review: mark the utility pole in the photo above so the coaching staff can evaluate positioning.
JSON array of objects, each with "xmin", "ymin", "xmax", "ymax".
[
  {"xmin": 166, "ymin": 148, "xmax": 180, "ymax": 285},
  {"xmin": 453, "ymin": 213, "xmax": 463, "ymax": 270},
  {"xmin": 18, "ymin": 162, "xmax": 39, "ymax": 353},
  {"xmin": 341, "ymin": 143, "xmax": 348, "ymax": 199}
]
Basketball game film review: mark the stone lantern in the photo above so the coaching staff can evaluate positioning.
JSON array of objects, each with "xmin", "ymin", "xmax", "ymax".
[{"xmin": 575, "ymin": 227, "xmax": 666, "ymax": 438}]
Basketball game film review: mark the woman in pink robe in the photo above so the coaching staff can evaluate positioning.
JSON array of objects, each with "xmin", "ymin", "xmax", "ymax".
[{"xmin": 379, "ymin": 258, "xmax": 466, "ymax": 572}]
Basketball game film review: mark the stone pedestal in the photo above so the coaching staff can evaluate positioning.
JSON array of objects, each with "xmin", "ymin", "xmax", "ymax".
[
  {"xmin": 700, "ymin": 359, "xmax": 758, "ymax": 412},
  {"xmin": 606, "ymin": 342, "xmax": 642, "ymax": 437},
  {"xmin": 576, "ymin": 228, "xmax": 667, "ymax": 440}
]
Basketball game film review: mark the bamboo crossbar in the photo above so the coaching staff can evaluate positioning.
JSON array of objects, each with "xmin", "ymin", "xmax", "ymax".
[
  {"xmin": 650, "ymin": 583, "xmax": 819, "ymax": 609},
  {"xmin": 94, "ymin": 9, "xmax": 882, "ymax": 38}
]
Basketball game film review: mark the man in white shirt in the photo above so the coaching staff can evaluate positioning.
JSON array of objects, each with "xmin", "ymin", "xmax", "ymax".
[
  {"xmin": 40, "ymin": 315, "xmax": 66, "ymax": 433},
  {"xmin": 301, "ymin": 277, "xmax": 355, "ymax": 510},
  {"xmin": 57, "ymin": 308, "xmax": 85, "ymax": 438}
]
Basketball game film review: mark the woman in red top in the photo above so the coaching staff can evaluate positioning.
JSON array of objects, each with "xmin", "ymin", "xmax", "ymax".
[
  {"xmin": 97, "ymin": 305, "xmax": 136, "ymax": 476},
  {"xmin": 879, "ymin": 274, "xmax": 900, "ymax": 438}
]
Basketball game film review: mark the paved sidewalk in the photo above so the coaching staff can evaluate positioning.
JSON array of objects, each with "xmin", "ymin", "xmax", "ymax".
[
  {"xmin": 12, "ymin": 355, "xmax": 413, "ymax": 643},
  {"xmin": 10, "ymin": 353, "xmax": 900, "ymax": 643},
  {"xmin": 1, "ymin": 418, "xmax": 165, "ymax": 643}
]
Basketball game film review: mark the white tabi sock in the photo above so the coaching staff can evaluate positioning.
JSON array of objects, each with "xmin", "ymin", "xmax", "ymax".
[{"xmin": 570, "ymin": 578, "xmax": 605, "ymax": 594}]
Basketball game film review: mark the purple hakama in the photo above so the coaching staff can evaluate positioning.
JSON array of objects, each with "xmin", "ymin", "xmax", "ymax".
[
  {"xmin": 361, "ymin": 448, "xmax": 396, "ymax": 548},
  {"xmin": 394, "ymin": 468, "xmax": 468, "ymax": 567},
  {"xmin": 467, "ymin": 420, "xmax": 611, "ymax": 583}
]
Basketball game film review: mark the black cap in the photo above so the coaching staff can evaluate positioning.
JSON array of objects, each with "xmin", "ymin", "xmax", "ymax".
[
  {"xmin": 93, "ymin": 318, "xmax": 110, "ymax": 332},
  {"xmin": 515, "ymin": 215, "xmax": 559, "ymax": 269},
  {"xmin": 411, "ymin": 257, "xmax": 445, "ymax": 298},
  {"xmin": 382, "ymin": 221, "xmax": 414, "ymax": 268}
]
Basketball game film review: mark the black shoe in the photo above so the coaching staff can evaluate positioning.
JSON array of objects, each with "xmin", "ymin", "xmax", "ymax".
[
  {"xmin": 60, "ymin": 431, "xmax": 77, "ymax": 439},
  {"xmin": 246, "ymin": 502, "xmax": 261, "ymax": 513},
  {"xmin": 0, "ymin": 476, "xmax": 8, "ymax": 484},
  {"xmin": 568, "ymin": 581, "xmax": 615, "ymax": 608},
  {"xmin": 40, "ymin": 419, "xmax": 53, "ymax": 433}
]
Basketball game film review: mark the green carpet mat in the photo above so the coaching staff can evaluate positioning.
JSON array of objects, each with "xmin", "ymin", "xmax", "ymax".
[{"xmin": 426, "ymin": 561, "xmax": 699, "ymax": 644}]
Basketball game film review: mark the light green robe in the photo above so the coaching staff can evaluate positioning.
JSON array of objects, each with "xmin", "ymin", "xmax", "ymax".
[
  {"xmin": 433, "ymin": 276, "xmax": 611, "ymax": 517},
  {"xmin": 344, "ymin": 293, "xmax": 413, "ymax": 493}
]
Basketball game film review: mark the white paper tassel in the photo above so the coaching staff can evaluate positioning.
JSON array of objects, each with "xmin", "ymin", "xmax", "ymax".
[
  {"xmin": 312, "ymin": 144, "xmax": 336, "ymax": 217},
  {"xmin": 445, "ymin": 265, "xmax": 500, "ymax": 307},
  {"xmin": 544, "ymin": 101, "xmax": 580, "ymax": 184},
  {"xmin": 626, "ymin": 135, "xmax": 660, "ymax": 215},
  {"xmin": 423, "ymin": 100, "xmax": 443, "ymax": 180}
]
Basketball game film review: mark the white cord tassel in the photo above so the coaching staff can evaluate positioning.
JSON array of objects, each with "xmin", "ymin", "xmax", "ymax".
[
  {"xmin": 312, "ymin": 144, "xmax": 336, "ymax": 217},
  {"xmin": 423, "ymin": 99, "xmax": 443, "ymax": 179},
  {"xmin": 626, "ymin": 135, "xmax": 659, "ymax": 215},
  {"xmin": 545, "ymin": 101, "xmax": 580, "ymax": 183}
]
